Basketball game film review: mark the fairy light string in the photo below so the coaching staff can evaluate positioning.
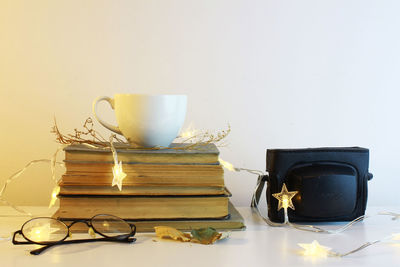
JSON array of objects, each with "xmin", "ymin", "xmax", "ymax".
[
  {"xmin": 0, "ymin": 121, "xmax": 233, "ymax": 242},
  {"xmin": 1, "ymin": 121, "xmax": 230, "ymax": 216},
  {"xmin": 0, "ymin": 159, "xmax": 64, "ymax": 217},
  {"xmin": 0, "ymin": 134, "xmax": 126, "ymax": 217},
  {"xmin": 1, "ymin": 116, "xmax": 400, "ymax": 257}
]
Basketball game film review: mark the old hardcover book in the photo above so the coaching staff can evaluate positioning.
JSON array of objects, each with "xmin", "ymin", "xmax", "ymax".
[
  {"xmin": 64, "ymin": 143, "xmax": 220, "ymax": 164},
  {"xmin": 56, "ymin": 191, "xmax": 230, "ymax": 220},
  {"xmin": 56, "ymin": 202, "xmax": 245, "ymax": 233},
  {"xmin": 64, "ymin": 162, "xmax": 223, "ymax": 176},
  {"xmin": 61, "ymin": 167, "xmax": 224, "ymax": 187},
  {"xmin": 59, "ymin": 184, "xmax": 226, "ymax": 196}
]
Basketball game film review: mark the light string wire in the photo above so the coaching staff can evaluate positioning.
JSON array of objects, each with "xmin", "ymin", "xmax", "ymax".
[
  {"xmin": 0, "ymin": 145, "xmax": 66, "ymax": 241},
  {"xmin": 0, "ymin": 137, "xmax": 123, "ymax": 218},
  {"xmin": 248, "ymin": 172, "xmax": 367, "ymax": 234},
  {"xmin": 234, "ymin": 168, "xmax": 400, "ymax": 257},
  {"xmin": 328, "ymin": 238, "xmax": 386, "ymax": 257},
  {"xmin": 0, "ymin": 132, "xmax": 157, "ymax": 218},
  {"xmin": 0, "ymin": 145, "xmax": 67, "ymax": 215},
  {"xmin": 0, "ymin": 158, "xmax": 65, "ymax": 217},
  {"xmin": 0, "ymin": 139, "xmax": 122, "ymax": 241}
]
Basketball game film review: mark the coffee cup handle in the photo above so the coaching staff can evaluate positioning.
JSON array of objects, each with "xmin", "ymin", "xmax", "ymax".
[{"xmin": 92, "ymin": 96, "xmax": 123, "ymax": 135}]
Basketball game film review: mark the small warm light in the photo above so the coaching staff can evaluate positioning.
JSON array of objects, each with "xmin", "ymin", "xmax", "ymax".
[
  {"xmin": 392, "ymin": 233, "xmax": 400, "ymax": 241},
  {"xmin": 282, "ymin": 195, "xmax": 289, "ymax": 209},
  {"xmin": 298, "ymin": 240, "xmax": 332, "ymax": 257},
  {"xmin": 272, "ymin": 183, "xmax": 298, "ymax": 211},
  {"xmin": 179, "ymin": 124, "xmax": 197, "ymax": 138},
  {"xmin": 112, "ymin": 161, "xmax": 127, "ymax": 191},
  {"xmin": 219, "ymin": 158, "xmax": 237, "ymax": 172},
  {"xmin": 49, "ymin": 186, "xmax": 60, "ymax": 208}
]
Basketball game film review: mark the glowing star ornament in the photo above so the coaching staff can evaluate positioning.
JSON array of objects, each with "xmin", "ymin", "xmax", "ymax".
[
  {"xmin": 392, "ymin": 233, "xmax": 400, "ymax": 241},
  {"xmin": 219, "ymin": 158, "xmax": 237, "ymax": 172},
  {"xmin": 49, "ymin": 186, "xmax": 60, "ymax": 208},
  {"xmin": 179, "ymin": 123, "xmax": 198, "ymax": 139},
  {"xmin": 298, "ymin": 240, "xmax": 332, "ymax": 257},
  {"xmin": 112, "ymin": 161, "xmax": 127, "ymax": 191},
  {"xmin": 272, "ymin": 183, "xmax": 298, "ymax": 211}
]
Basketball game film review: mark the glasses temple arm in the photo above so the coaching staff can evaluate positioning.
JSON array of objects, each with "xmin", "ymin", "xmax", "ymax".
[{"xmin": 30, "ymin": 236, "xmax": 136, "ymax": 255}]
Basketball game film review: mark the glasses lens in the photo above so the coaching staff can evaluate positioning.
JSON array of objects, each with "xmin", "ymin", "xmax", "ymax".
[
  {"xmin": 22, "ymin": 218, "xmax": 68, "ymax": 243},
  {"xmin": 91, "ymin": 214, "xmax": 132, "ymax": 237}
]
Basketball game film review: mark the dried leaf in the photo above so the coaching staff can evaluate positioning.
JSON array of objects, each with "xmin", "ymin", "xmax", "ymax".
[
  {"xmin": 154, "ymin": 226, "xmax": 191, "ymax": 242},
  {"xmin": 220, "ymin": 231, "xmax": 231, "ymax": 240},
  {"xmin": 190, "ymin": 227, "xmax": 222, "ymax": 245}
]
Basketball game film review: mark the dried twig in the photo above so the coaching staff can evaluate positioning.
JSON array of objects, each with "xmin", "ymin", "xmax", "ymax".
[
  {"xmin": 52, "ymin": 117, "xmax": 126, "ymax": 147},
  {"xmin": 173, "ymin": 124, "xmax": 231, "ymax": 150},
  {"xmin": 52, "ymin": 118, "xmax": 230, "ymax": 150}
]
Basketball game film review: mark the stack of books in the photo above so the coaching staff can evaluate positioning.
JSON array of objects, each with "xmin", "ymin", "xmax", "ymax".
[{"xmin": 53, "ymin": 143, "xmax": 245, "ymax": 231}]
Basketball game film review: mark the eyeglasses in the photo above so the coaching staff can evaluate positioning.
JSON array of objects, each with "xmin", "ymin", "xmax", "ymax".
[{"xmin": 12, "ymin": 214, "xmax": 136, "ymax": 255}]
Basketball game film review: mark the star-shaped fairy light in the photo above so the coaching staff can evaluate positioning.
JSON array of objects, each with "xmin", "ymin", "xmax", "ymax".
[
  {"xmin": 219, "ymin": 158, "xmax": 237, "ymax": 172},
  {"xmin": 392, "ymin": 233, "xmax": 400, "ymax": 241},
  {"xmin": 298, "ymin": 240, "xmax": 332, "ymax": 257},
  {"xmin": 112, "ymin": 161, "xmax": 127, "ymax": 191},
  {"xmin": 49, "ymin": 186, "xmax": 60, "ymax": 208},
  {"xmin": 272, "ymin": 183, "xmax": 298, "ymax": 211}
]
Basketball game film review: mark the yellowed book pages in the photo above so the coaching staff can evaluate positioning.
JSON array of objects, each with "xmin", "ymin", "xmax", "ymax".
[
  {"xmin": 55, "ymin": 202, "xmax": 245, "ymax": 233},
  {"xmin": 64, "ymin": 143, "xmax": 220, "ymax": 164},
  {"xmin": 59, "ymin": 184, "xmax": 226, "ymax": 196},
  {"xmin": 61, "ymin": 173, "xmax": 224, "ymax": 187},
  {"xmin": 64, "ymin": 162, "xmax": 223, "ymax": 174}
]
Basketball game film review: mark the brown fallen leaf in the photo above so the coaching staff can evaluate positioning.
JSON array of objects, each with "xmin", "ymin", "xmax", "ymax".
[{"xmin": 154, "ymin": 226, "xmax": 191, "ymax": 242}]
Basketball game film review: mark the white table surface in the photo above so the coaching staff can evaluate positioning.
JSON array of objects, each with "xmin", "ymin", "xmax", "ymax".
[{"xmin": 1, "ymin": 206, "xmax": 400, "ymax": 267}]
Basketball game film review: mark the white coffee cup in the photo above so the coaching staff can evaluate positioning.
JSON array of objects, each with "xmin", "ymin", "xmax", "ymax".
[{"xmin": 92, "ymin": 94, "xmax": 187, "ymax": 148}]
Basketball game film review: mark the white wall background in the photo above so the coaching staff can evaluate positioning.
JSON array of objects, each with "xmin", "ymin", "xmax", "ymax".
[{"xmin": 0, "ymin": 0, "xmax": 399, "ymax": 208}]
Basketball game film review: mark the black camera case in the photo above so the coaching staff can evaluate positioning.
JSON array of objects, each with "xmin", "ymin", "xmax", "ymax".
[{"xmin": 265, "ymin": 147, "xmax": 373, "ymax": 222}]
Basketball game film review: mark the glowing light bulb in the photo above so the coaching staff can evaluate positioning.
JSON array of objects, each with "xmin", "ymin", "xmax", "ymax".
[
  {"xmin": 298, "ymin": 240, "xmax": 332, "ymax": 257},
  {"xmin": 49, "ymin": 186, "xmax": 60, "ymax": 208},
  {"xmin": 112, "ymin": 161, "xmax": 127, "ymax": 191},
  {"xmin": 272, "ymin": 183, "xmax": 298, "ymax": 211},
  {"xmin": 282, "ymin": 195, "xmax": 289, "ymax": 209},
  {"xmin": 219, "ymin": 158, "xmax": 236, "ymax": 172},
  {"xmin": 179, "ymin": 124, "xmax": 197, "ymax": 138},
  {"xmin": 392, "ymin": 233, "xmax": 400, "ymax": 241}
]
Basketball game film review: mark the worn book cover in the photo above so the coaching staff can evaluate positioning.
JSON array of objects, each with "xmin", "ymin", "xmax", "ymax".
[
  {"xmin": 56, "ymin": 202, "xmax": 245, "ymax": 233},
  {"xmin": 56, "ymin": 189, "xmax": 231, "ymax": 220}
]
